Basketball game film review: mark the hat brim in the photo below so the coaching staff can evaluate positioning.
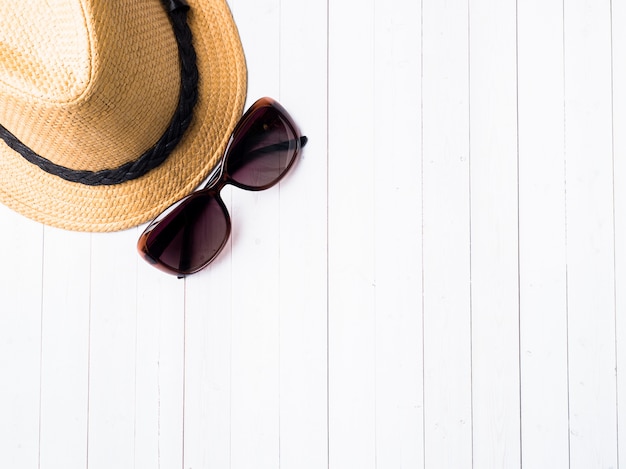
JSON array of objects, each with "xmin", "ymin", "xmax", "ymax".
[{"xmin": 0, "ymin": 0, "xmax": 247, "ymax": 232}]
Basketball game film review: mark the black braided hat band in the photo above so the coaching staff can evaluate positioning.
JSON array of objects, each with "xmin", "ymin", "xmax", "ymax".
[{"xmin": 0, "ymin": 0, "xmax": 198, "ymax": 186}]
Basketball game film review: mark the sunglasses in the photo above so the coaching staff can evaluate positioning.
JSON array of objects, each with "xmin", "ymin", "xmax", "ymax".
[{"xmin": 137, "ymin": 97, "xmax": 307, "ymax": 277}]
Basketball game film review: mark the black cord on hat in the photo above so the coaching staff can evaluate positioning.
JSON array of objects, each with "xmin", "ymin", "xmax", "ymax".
[{"xmin": 0, "ymin": 1, "xmax": 198, "ymax": 186}]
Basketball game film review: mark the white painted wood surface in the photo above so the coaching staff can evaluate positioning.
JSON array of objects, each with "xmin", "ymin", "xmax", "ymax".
[{"xmin": 0, "ymin": 0, "xmax": 624, "ymax": 468}]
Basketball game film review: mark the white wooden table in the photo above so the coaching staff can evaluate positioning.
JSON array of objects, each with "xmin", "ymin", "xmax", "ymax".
[{"xmin": 1, "ymin": 0, "xmax": 624, "ymax": 468}]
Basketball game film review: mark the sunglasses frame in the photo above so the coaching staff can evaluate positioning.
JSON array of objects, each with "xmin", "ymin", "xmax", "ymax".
[{"xmin": 137, "ymin": 97, "xmax": 305, "ymax": 276}]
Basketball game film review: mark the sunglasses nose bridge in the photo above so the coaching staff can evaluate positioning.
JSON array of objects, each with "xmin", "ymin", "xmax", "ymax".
[{"xmin": 202, "ymin": 161, "xmax": 237, "ymax": 193}]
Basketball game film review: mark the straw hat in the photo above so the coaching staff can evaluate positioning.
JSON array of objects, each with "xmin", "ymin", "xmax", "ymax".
[{"xmin": 0, "ymin": 0, "xmax": 247, "ymax": 231}]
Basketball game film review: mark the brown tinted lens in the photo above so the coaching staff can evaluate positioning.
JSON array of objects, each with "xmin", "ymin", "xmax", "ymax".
[
  {"xmin": 143, "ymin": 193, "xmax": 229, "ymax": 274},
  {"xmin": 226, "ymin": 105, "xmax": 298, "ymax": 188}
]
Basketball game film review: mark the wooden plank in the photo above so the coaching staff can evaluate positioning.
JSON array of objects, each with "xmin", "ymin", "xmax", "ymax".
[
  {"xmin": 612, "ymin": 0, "xmax": 626, "ymax": 463},
  {"xmin": 468, "ymin": 0, "xmax": 520, "ymax": 467},
  {"xmin": 183, "ymin": 266, "xmax": 233, "ymax": 469},
  {"xmin": 517, "ymin": 1, "xmax": 570, "ymax": 467},
  {"xmin": 563, "ymin": 1, "xmax": 618, "ymax": 467},
  {"xmin": 327, "ymin": 0, "xmax": 376, "ymax": 467},
  {"xmin": 87, "ymin": 230, "xmax": 138, "ymax": 469},
  {"xmin": 135, "ymin": 256, "xmax": 185, "ymax": 469},
  {"xmin": 278, "ymin": 0, "xmax": 329, "ymax": 467},
  {"xmin": 372, "ymin": 0, "xmax": 423, "ymax": 467},
  {"xmin": 39, "ymin": 227, "xmax": 91, "ymax": 469},
  {"xmin": 421, "ymin": 0, "xmax": 472, "ymax": 467},
  {"xmin": 0, "ymin": 207, "xmax": 43, "ymax": 468}
]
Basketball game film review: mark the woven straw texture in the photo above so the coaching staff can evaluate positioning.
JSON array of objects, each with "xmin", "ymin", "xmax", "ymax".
[{"xmin": 0, "ymin": 0, "xmax": 247, "ymax": 231}]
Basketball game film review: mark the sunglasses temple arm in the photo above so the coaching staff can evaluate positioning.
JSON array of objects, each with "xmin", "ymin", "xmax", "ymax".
[
  {"xmin": 141, "ymin": 215, "xmax": 181, "ymax": 264},
  {"xmin": 247, "ymin": 136, "xmax": 308, "ymax": 155},
  {"xmin": 202, "ymin": 136, "xmax": 308, "ymax": 189},
  {"xmin": 152, "ymin": 214, "xmax": 193, "ymax": 275}
]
